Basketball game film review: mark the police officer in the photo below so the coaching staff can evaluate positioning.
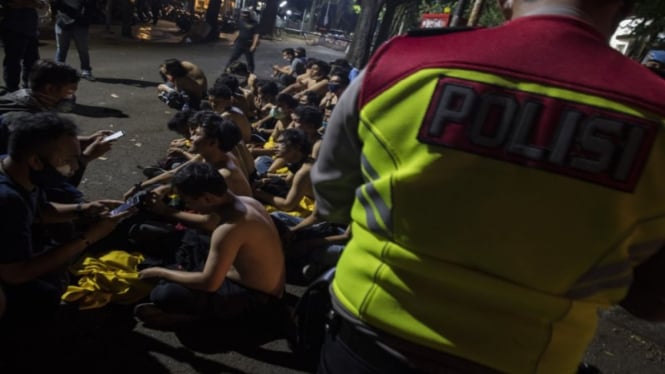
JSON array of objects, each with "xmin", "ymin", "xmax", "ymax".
[{"xmin": 312, "ymin": 0, "xmax": 665, "ymax": 373}]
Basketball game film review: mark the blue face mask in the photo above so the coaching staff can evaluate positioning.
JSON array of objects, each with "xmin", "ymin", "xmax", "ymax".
[{"xmin": 327, "ymin": 83, "xmax": 341, "ymax": 92}]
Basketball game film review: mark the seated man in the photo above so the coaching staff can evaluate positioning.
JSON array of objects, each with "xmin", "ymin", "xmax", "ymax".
[
  {"xmin": 207, "ymin": 82, "xmax": 256, "ymax": 180},
  {"xmin": 0, "ymin": 60, "xmax": 114, "ymax": 202},
  {"xmin": 134, "ymin": 162, "xmax": 285, "ymax": 328},
  {"xmin": 253, "ymin": 128, "xmax": 315, "ymax": 217},
  {"xmin": 157, "ymin": 58, "xmax": 208, "ymax": 110},
  {"xmin": 0, "ymin": 112, "xmax": 127, "ymax": 332},
  {"xmin": 272, "ymin": 48, "xmax": 306, "ymax": 86},
  {"xmin": 282, "ymin": 60, "xmax": 331, "ymax": 99},
  {"xmin": 132, "ymin": 111, "xmax": 252, "ymax": 200}
]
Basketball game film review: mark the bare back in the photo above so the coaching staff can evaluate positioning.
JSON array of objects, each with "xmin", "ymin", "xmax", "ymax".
[
  {"xmin": 209, "ymin": 196, "xmax": 285, "ymax": 297},
  {"xmin": 215, "ymin": 152, "xmax": 252, "ymax": 197}
]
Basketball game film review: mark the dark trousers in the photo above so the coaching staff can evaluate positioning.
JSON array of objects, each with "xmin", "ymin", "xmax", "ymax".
[
  {"xmin": 226, "ymin": 45, "xmax": 255, "ymax": 73},
  {"xmin": 1, "ymin": 30, "xmax": 39, "ymax": 92},
  {"xmin": 150, "ymin": 279, "xmax": 276, "ymax": 319},
  {"xmin": 318, "ymin": 312, "xmax": 500, "ymax": 374},
  {"xmin": 0, "ymin": 278, "xmax": 62, "ymax": 332}
]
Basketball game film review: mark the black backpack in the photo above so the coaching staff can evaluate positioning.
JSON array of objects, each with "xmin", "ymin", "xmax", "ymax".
[{"xmin": 288, "ymin": 267, "xmax": 335, "ymax": 369}]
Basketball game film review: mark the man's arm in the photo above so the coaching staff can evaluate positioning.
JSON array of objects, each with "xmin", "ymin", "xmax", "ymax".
[
  {"xmin": 250, "ymin": 32, "xmax": 260, "ymax": 52},
  {"xmin": 620, "ymin": 246, "xmax": 665, "ymax": 321},
  {"xmin": 310, "ymin": 70, "xmax": 365, "ymax": 224},
  {"xmin": 254, "ymin": 166, "xmax": 310, "ymax": 211},
  {"xmin": 0, "ymin": 216, "xmax": 123, "ymax": 284},
  {"xmin": 139, "ymin": 223, "xmax": 241, "ymax": 292}
]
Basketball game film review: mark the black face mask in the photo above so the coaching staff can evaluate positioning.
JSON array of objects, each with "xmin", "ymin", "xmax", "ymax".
[{"xmin": 29, "ymin": 158, "xmax": 69, "ymax": 187}]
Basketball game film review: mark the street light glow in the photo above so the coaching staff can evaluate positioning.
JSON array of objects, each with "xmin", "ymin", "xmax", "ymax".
[{"xmin": 279, "ymin": 1, "xmax": 287, "ymax": 7}]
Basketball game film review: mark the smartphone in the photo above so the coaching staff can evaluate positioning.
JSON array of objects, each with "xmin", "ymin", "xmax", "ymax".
[
  {"xmin": 108, "ymin": 191, "xmax": 144, "ymax": 217},
  {"xmin": 102, "ymin": 130, "xmax": 125, "ymax": 143}
]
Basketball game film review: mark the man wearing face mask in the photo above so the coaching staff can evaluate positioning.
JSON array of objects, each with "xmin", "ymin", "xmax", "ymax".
[
  {"xmin": 312, "ymin": 0, "xmax": 665, "ymax": 373},
  {"xmin": 0, "ymin": 59, "xmax": 113, "ymax": 203},
  {"xmin": 0, "ymin": 112, "xmax": 129, "ymax": 337}
]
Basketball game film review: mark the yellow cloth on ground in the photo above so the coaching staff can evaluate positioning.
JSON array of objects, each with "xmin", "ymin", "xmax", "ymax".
[
  {"xmin": 265, "ymin": 196, "xmax": 315, "ymax": 218},
  {"xmin": 62, "ymin": 250, "xmax": 154, "ymax": 310}
]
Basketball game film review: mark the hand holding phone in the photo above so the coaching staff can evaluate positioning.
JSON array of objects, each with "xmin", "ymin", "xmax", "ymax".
[{"xmin": 102, "ymin": 130, "xmax": 125, "ymax": 143}]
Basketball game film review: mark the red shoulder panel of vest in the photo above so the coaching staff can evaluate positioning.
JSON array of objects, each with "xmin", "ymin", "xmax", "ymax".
[{"xmin": 359, "ymin": 16, "xmax": 665, "ymax": 118}]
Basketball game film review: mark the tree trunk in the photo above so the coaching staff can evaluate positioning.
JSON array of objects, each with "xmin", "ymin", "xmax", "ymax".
[
  {"xmin": 345, "ymin": 0, "xmax": 385, "ymax": 68},
  {"xmin": 467, "ymin": 0, "xmax": 485, "ymax": 26},
  {"xmin": 375, "ymin": 0, "xmax": 397, "ymax": 48}
]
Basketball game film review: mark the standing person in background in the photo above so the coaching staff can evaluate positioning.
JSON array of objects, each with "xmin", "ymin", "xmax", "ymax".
[
  {"xmin": 0, "ymin": 0, "xmax": 47, "ymax": 92},
  {"xmin": 225, "ymin": 8, "xmax": 260, "ymax": 74},
  {"xmin": 52, "ymin": 0, "xmax": 96, "ymax": 81},
  {"xmin": 312, "ymin": 0, "xmax": 665, "ymax": 373}
]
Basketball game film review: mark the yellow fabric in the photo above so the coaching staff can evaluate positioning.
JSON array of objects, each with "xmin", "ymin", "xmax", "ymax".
[
  {"xmin": 265, "ymin": 195, "xmax": 315, "ymax": 217},
  {"xmin": 62, "ymin": 250, "xmax": 154, "ymax": 310},
  {"xmin": 333, "ymin": 66, "xmax": 665, "ymax": 373}
]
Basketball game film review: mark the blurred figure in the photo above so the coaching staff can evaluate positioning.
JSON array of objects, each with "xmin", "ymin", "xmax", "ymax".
[
  {"xmin": 642, "ymin": 49, "xmax": 665, "ymax": 79},
  {"xmin": 0, "ymin": 0, "xmax": 48, "ymax": 92},
  {"xmin": 225, "ymin": 8, "xmax": 260, "ymax": 74},
  {"xmin": 52, "ymin": 0, "xmax": 96, "ymax": 81}
]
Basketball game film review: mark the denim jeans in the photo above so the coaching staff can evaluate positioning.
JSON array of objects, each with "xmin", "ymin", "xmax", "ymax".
[{"xmin": 55, "ymin": 24, "xmax": 91, "ymax": 72}]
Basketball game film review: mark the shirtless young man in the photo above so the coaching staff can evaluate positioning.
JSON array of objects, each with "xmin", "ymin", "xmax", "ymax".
[
  {"xmin": 129, "ymin": 112, "xmax": 252, "ymax": 200},
  {"xmin": 135, "ymin": 162, "xmax": 285, "ymax": 328}
]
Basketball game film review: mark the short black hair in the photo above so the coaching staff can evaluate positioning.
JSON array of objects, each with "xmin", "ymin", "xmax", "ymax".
[
  {"xmin": 162, "ymin": 59, "xmax": 188, "ymax": 78},
  {"xmin": 167, "ymin": 110, "xmax": 194, "ymax": 133},
  {"xmin": 29, "ymin": 60, "xmax": 80, "ymax": 92},
  {"xmin": 172, "ymin": 162, "xmax": 228, "ymax": 198},
  {"xmin": 295, "ymin": 47, "xmax": 306, "ymax": 57},
  {"xmin": 276, "ymin": 93, "xmax": 299, "ymax": 109},
  {"xmin": 281, "ymin": 48, "xmax": 295, "ymax": 55},
  {"xmin": 200, "ymin": 114, "xmax": 242, "ymax": 152},
  {"xmin": 208, "ymin": 82, "xmax": 234, "ymax": 99},
  {"xmin": 8, "ymin": 112, "xmax": 79, "ymax": 161},
  {"xmin": 214, "ymin": 73, "xmax": 240, "ymax": 93},
  {"xmin": 300, "ymin": 91, "xmax": 321, "ymax": 106},
  {"xmin": 295, "ymin": 105, "xmax": 323, "ymax": 128},
  {"xmin": 278, "ymin": 128, "xmax": 312, "ymax": 156},
  {"xmin": 258, "ymin": 81, "xmax": 279, "ymax": 97}
]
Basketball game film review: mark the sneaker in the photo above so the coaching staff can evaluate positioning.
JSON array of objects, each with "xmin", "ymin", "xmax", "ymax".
[
  {"xmin": 81, "ymin": 70, "xmax": 96, "ymax": 81},
  {"xmin": 134, "ymin": 303, "xmax": 199, "ymax": 330}
]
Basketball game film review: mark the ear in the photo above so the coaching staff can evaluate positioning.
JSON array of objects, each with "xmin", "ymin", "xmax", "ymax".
[{"xmin": 27, "ymin": 154, "xmax": 44, "ymax": 170}]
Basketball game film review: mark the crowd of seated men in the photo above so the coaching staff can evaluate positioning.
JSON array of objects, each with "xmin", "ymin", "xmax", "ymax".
[{"xmin": 0, "ymin": 50, "xmax": 357, "ymax": 339}]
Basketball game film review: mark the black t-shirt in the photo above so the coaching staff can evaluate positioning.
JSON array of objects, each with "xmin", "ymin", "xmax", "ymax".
[
  {"xmin": 236, "ymin": 20, "xmax": 258, "ymax": 48},
  {"xmin": 0, "ymin": 164, "xmax": 47, "ymax": 263}
]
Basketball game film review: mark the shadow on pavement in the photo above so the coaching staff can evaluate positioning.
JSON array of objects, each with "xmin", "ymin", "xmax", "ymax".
[
  {"xmin": 72, "ymin": 103, "xmax": 129, "ymax": 118},
  {"xmin": 95, "ymin": 77, "xmax": 161, "ymax": 88},
  {"xmin": 0, "ymin": 304, "xmax": 250, "ymax": 373}
]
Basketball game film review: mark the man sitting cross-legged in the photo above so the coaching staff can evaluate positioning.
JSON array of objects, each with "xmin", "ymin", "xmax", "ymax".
[
  {"xmin": 128, "ymin": 111, "xmax": 252, "ymax": 200},
  {"xmin": 134, "ymin": 162, "xmax": 285, "ymax": 328}
]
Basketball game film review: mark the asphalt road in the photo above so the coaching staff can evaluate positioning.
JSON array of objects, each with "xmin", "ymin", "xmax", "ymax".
[{"xmin": 2, "ymin": 21, "xmax": 665, "ymax": 374}]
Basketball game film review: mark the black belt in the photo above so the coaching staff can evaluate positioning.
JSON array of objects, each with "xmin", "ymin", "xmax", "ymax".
[{"xmin": 330, "ymin": 312, "xmax": 499, "ymax": 374}]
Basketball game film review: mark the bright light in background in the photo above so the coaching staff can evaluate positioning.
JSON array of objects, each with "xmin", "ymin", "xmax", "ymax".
[
  {"xmin": 280, "ymin": 1, "xmax": 287, "ymax": 7},
  {"xmin": 286, "ymin": 9, "xmax": 292, "ymax": 15}
]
